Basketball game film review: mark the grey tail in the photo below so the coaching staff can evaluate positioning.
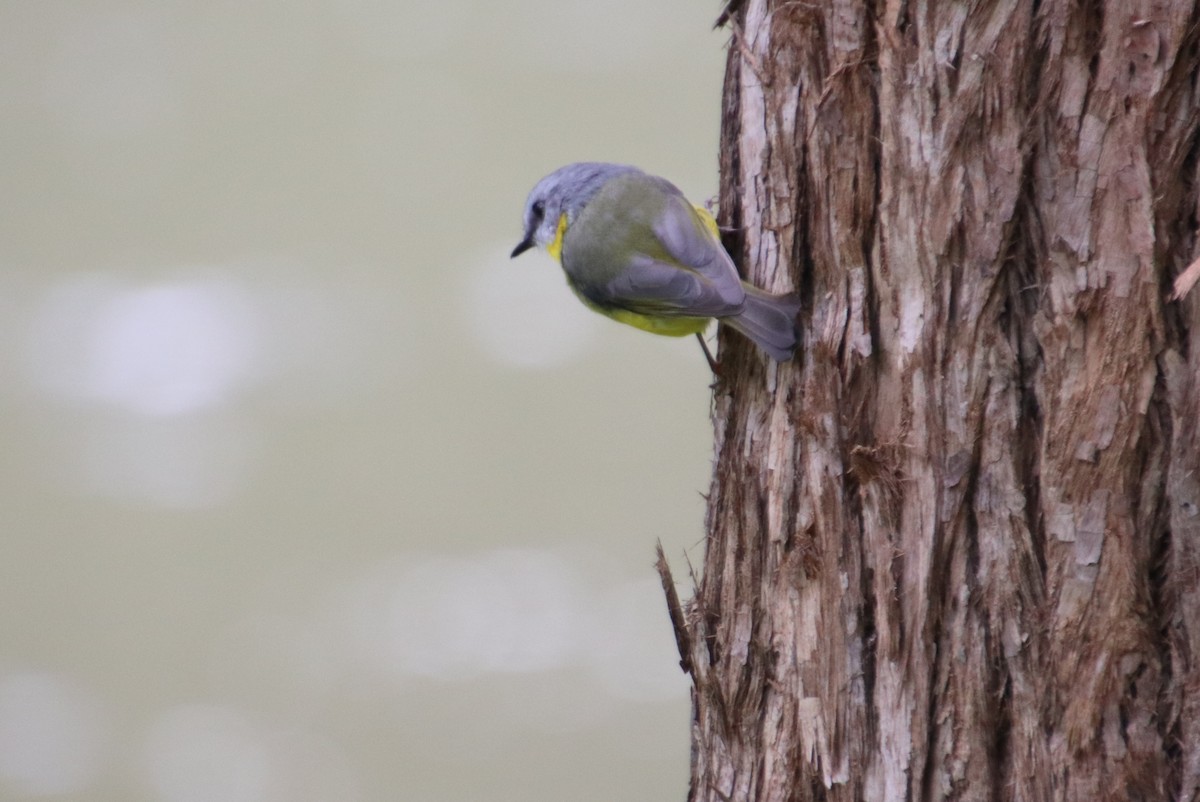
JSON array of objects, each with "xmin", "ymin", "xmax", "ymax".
[{"xmin": 723, "ymin": 285, "xmax": 801, "ymax": 361}]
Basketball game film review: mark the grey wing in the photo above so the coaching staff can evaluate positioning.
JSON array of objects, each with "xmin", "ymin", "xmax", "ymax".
[
  {"xmin": 599, "ymin": 199, "xmax": 746, "ymax": 317},
  {"xmin": 600, "ymin": 255, "xmax": 743, "ymax": 317}
]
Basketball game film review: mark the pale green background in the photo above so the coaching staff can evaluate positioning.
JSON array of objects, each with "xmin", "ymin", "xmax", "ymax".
[{"xmin": 0, "ymin": 3, "xmax": 726, "ymax": 800}]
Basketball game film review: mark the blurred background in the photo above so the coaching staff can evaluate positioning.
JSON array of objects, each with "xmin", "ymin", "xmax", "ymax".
[{"xmin": 0, "ymin": 2, "xmax": 727, "ymax": 800}]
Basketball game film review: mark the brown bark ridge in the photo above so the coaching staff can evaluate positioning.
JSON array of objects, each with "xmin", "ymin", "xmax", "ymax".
[{"xmin": 662, "ymin": 1, "xmax": 1200, "ymax": 800}]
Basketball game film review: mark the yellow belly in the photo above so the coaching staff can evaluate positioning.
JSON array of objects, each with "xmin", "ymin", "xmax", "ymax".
[
  {"xmin": 608, "ymin": 308, "xmax": 710, "ymax": 336},
  {"xmin": 570, "ymin": 286, "xmax": 710, "ymax": 337}
]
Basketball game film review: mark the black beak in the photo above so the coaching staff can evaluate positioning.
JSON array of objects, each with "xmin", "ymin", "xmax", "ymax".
[{"xmin": 510, "ymin": 236, "xmax": 534, "ymax": 258}]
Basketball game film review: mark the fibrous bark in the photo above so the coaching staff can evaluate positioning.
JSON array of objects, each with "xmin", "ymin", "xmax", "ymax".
[{"xmin": 665, "ymin": 2, "xmax": 1200, "ymax": 800}]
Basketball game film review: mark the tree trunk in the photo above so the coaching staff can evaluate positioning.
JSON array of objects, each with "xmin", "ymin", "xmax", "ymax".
[{"xmin": 666, "ymin": 1, "xmax": 1200, "ymax": 799}]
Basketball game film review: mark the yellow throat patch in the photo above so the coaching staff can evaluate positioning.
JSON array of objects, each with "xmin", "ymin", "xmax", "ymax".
[{"xmin": 546, "ymin": 213, "xmax": 569, "ymax": 263}]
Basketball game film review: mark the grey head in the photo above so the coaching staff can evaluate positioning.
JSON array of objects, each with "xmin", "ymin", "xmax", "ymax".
[{"xmin": 511, "ymin": 162, "xmax": 641, "ymax": 258}]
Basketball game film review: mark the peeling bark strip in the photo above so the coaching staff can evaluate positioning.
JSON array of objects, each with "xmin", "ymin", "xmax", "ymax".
[{"xmin": 672, "ymin": 1, "xmax": 1200, "ymax": 800}]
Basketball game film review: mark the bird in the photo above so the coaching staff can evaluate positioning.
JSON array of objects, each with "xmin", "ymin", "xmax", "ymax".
[{"xmin": 510, "ymin": 162, "xmax": 800, "ymax": 370}]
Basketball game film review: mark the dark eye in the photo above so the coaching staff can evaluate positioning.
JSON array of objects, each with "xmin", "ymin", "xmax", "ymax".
[{"xmin": 531, "ymin": 200, "xmax": 545, "ymax": 219}]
